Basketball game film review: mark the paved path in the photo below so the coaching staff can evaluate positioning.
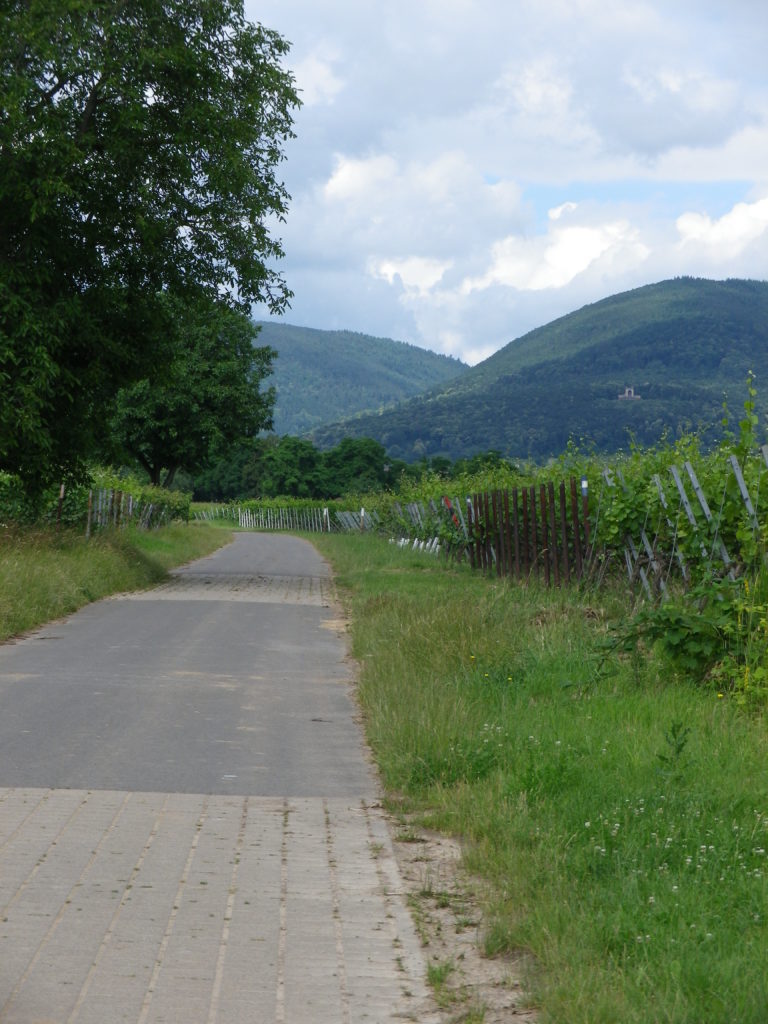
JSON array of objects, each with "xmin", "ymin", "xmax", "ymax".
[{"xmin": 0, "ymin": 534, "xmax": 439, "ymax": 1023}]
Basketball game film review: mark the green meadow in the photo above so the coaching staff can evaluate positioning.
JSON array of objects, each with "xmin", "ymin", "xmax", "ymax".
[{"xmin": 313, "ymin": 533, "xmax": 768, "ymax": 1024}]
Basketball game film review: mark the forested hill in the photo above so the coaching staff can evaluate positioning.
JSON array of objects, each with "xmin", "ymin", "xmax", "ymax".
[
  {"xmin": 309, "ymin": 278, "xmax": 768, "ymax": 462},
  {"xmin": 256, "ymin": 322, "xmax": 467, "ymax": 435}
]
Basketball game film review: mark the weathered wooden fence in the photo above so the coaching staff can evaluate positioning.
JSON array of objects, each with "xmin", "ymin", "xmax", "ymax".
[
  {"xmin": 464, "ymin": 479, "xmax": 591, "ymax": 584},
  {"xmin": 85, "ymin": 488, "xmax": 166, "ymax": 536},
  {"xmin": 391, "ymin": 478, "xmax": 592, "ymax": 586}
]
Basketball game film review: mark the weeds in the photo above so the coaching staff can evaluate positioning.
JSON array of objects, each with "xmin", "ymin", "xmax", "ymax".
[
  {"xmin": 0, "ymin": 523, "xmax": 232, "ymax": 641},
  {"xmin": 314, "ymin": 531, "xmax": 768, "ymax": 1024}
]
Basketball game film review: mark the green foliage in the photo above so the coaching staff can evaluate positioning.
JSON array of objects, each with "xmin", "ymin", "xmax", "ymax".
[
  {"xmin": 257, "ymin": 322, "xmax": 466, "ymax": 435},
  {"xmin": 0, "ymin": 472, "xmax": 36, "ymax": 524},
  {"xmin": 656, "ymin": 720, "xmax": 692, "ymax": 771},
  {"xmin": 0, "ymin": 467, "xmax": 191, "ymax": 528},
  {"xmin": 194, "ymin": 435, "xmax": 394, "ymax": 499},
  {"xmin": 315, "ymin": 531, "xmax": 768, "ymax": 1024},
  {"xmin": 0, "ymin": 0, "xmax": 298, "ymax": 489},
  {"xmin": 95, "ymin": 470, "xmax": 191, "ymax": 524},
  {"xmin": 109, "ymin": 297, "xmax": 275, "ymax": 486},
  {"xmin": 257, "ymin": 435, "xmax": 328, "ymax": 497},
  {"xmin": 614, "ymin": 585, "xmax": 734, "ymax": 676},
  {"xmin": 309, "ymin": 278, "xmax": 768, "ymax": 462},
  {"xmin": 584, "ymin": 384, "xmax": 768, "ymax": 701}
]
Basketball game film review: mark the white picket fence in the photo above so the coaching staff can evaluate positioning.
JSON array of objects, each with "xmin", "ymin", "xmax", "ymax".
[{"xmin": 193, "ymin": 504, "xmax": 380, "ymax": 533}]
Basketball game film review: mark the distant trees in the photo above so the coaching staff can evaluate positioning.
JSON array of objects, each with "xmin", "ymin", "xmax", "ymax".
[
  {"xmin": 193, "ymin": 436, "xmax": 397, "ymax": 500},
  {"xmin": 0, "ymin": 0, "xmax": 298, "ymax": 489}
]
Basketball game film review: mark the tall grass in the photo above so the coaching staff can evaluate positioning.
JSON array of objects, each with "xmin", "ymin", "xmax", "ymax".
[
  {"xmin": 0, "ymin": 523, "xmax": 232, "ymax": 641},
  {"xmin": 313, "ymin": 533, "xmax": 768, "ymax": 1024}
]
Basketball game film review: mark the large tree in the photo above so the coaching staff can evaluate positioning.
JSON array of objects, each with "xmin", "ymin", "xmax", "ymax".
[
  {"xmin": 0, "ymin": 0, "xmax": 298, "ymax": 488},
  {"xmin": 110, "ymin": 298, "xmax": 275, "ymax": 487}
]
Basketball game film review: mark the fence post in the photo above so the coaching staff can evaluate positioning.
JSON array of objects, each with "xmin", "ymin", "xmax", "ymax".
[
  {"xmin": 539, "ymin": 484, "xmax": 550, "ymax": 586},
  {"xmin": 502, "ymin": 490, "xmax": 513, "ymax": 577},
  {"xmin": 728, "ymin": 455, "xmax": 760, "ymax": 533},
  {"xmin": 511, "ymin": 488, "xmax": 521, "ymax": 580},
  {"xmin": 581, "ymin": 477, "xmax": 590, "ymax": 555},
  {"xmin": 529, "ymin": 486, "xmax": 539, "ymax": 579},
  {"xmin": 559, "ymin": 481, "xmax": 570, "ymax": 585},
  {"xmin": 547, "ymin": 481, "xmax": 559, "ymax": 587},
  {"xmin": 492, "ymin": 491, "xmax": 503, "ymax": 577},
  {"xmin": 56, "ymin": 483, "xmax": 65, "ymax": 531},
  {"xmin": 569, "ymin": 478, "xmax": 583, "ymax": 579}
]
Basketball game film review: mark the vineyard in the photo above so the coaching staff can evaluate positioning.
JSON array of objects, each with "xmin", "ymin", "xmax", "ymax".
[{"xmin": 191, "ymin": 387, "xmax": 768, "ymax": 705}]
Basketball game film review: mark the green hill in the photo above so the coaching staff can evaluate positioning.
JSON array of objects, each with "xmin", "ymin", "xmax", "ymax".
[
  {"xmin": 309, "ymin": 278, "xmax": 768, "ymax": 461},
  {"xmin": 255, "ymin": 322, "xmax": 467, "ymax": 435}
]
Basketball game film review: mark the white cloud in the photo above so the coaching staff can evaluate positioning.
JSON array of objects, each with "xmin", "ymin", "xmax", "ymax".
[
  {"xmin": 323, "ymin": 154, "xmax": 398, "ymax": 201},
  {"xmin": 292, "ymin": 52, "xmax": 344, "ymax": 107},
  {"xmin": 501, "ymin": 57, "xmax": 573, "ymax": 118},
  {"xmin": 248, "ymin": 0, "xmax": 768, "ymax": 367},
  {"xmin": 368, "ymin": 256, "xmax": 453, "ymax": 295},
  {"xmin": 677, "ymin": 197, "xmax": 768, "ymax": 258},
  {"xmin": 462, "ymin": 209, "xmax": 650, "ymax": 293},
  {"xmin": 550, "ymin": 202, "xmax": 579, "ymax": 220}
]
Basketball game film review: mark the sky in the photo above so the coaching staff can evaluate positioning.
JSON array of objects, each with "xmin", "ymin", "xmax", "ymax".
[{"xmin": 246, "ymin": 0, "xmax": 768, "ymax": 365}]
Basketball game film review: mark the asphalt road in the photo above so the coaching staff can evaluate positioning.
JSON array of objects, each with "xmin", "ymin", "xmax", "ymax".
[
  {"xmin": 0, "ymin": 533, "xmax": 374, "ymax": 796},
  {"xmin": 0, "ymin": 533, "xmax": 438, "ymax": 1023}
]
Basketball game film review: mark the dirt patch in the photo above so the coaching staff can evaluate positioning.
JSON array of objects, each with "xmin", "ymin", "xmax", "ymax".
[{"xmin": 390, "ymin": 817, "xmax": 539, "ymax": 1022}]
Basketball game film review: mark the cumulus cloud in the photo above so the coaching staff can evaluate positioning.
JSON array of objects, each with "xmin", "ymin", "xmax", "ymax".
[
  {"xmin": 292, "ymin": 51, "xmax": 344, "ymax": 107},
  {"xmin": 323, "ymin": 154, "xmax": 398, "ymax": 202},
  {"xmin": 248, "ymin": 0, "xmax": 768, "ymax": 365},
  {"xmin": 462, "ymin": 207, "xmax": 650, "ymax": 293},
  {"xmin": 368, "ymin": 256, "xmax": 453, "ymax": 295},
  {"xmin": 677, "ymin": 197, "xmax": 768, "ymax": 258}
]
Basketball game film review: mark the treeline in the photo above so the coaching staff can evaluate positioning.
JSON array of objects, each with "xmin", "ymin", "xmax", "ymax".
[{"xmin": 191, "ymin": 435, "xmax": 511, "ymax": 500}]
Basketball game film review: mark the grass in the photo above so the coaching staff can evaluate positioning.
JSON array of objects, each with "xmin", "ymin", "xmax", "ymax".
[
  {"xmin": 312, "ymin": 532, "xmax": 768, "ymax": 1024},
  {"xmin": 0, "ymin": 522, "xmax": 232, "ymax": 641}
]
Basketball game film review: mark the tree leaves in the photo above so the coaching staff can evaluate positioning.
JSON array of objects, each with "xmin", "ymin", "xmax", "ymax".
[{"xmin": 0, "ymin": 0, "xmax": 298, "ymax": 488}]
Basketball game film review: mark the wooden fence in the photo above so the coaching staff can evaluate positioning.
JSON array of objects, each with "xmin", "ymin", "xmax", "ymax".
[
  {"xmin": 465, "ymin": 479, "xmax": 591, "ymax": 584},
  {"xmin": 391, "ymin": 478, "xmax": 591, "ymax": 586},
  {"xmin": 194, "ymin": 504, "xmax": 380, "ymax": 533},
  {"xmin": 194, "ymin": 450, "xmax": 768, "ymax": 597},
  {"xmin": 86, "ymin": 488, "xmax": 166, "ymax": 535}
]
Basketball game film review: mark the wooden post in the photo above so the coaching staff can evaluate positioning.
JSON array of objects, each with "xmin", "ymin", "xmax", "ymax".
[
  {"xmin": 475, "ymin": 493, "xmax": 484, "ymax": 570},
  {"xmin": 487, "ymin": 487, "xmax": 493, "ymax": 569},
  {"xmin": 540, "ymin": 484, "xmax": 551, "ymax": 586},
  {"xmin": 56, "ymin": 483, "xmax": 65, "ymax": 531},
  {"xmin": 511, "ymin": 488, "xmax": 520, "ymax": 580},
  {"xmin": 547, "ymin": 482, "xmax": 560, "ymax": 586},
  {"xmin": 492, "ymin": 491, "xmax": 503, "ymax": 576},
  {"xmin": 529, "ymin": 486, "xmax": 539, "ymax": 579},
  {"xmin": 570, "ymin": 478, "xmax": 583, "ymax": 579},
  {"xmin": 559, "ymin": 481, "xmax": 570, "ymax": 584},
  {"xmin": 503, "ymin": 490, "xmax": 513, "ymax": 578},
  {"xmin": 85, "ymin": 489, "xmax": 93, "ymax": 538},
  {"xmin": 464, "ymin": 499, "xmax": 473, "ymax": 567},
  {"xmin": 581, "ymin": 477, "xmax": 590, "ymax": 554}
]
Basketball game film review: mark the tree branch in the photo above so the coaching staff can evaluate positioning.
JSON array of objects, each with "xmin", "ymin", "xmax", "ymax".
[{"xmin": 78, "ymin": 77, "xmax": 103, "ymax": 141}]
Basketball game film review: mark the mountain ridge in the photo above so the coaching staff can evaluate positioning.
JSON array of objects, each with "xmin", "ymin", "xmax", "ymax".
[
  {"xmin": 256, "ymin": 321, "xmax": 467, "ymax": 435},
  {"xmin": 307, "ymin": 277, "xmax": 768, "ymax": 461}
]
